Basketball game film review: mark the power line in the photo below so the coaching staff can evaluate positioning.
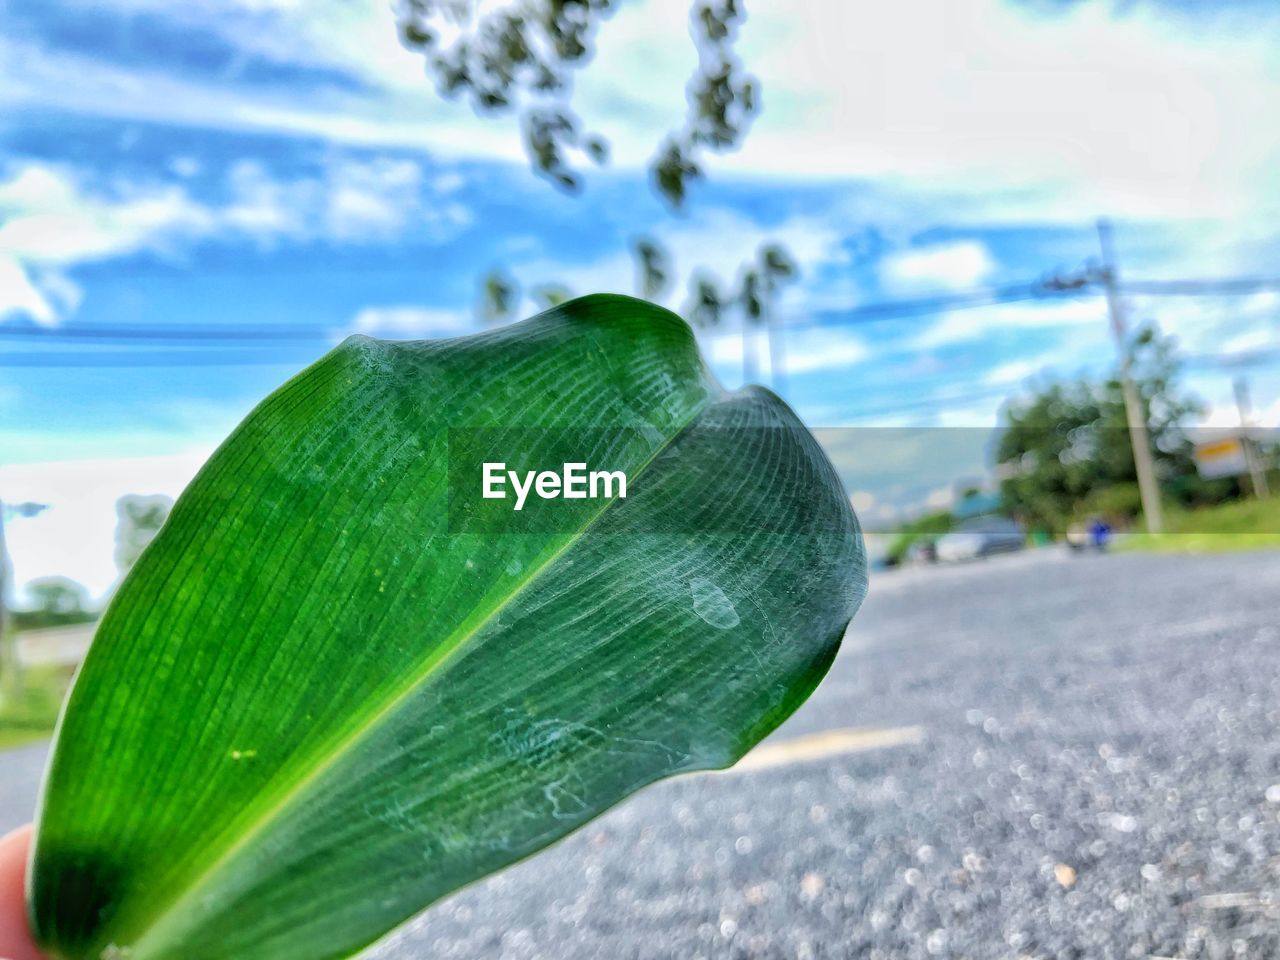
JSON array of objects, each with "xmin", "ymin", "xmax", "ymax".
[
  {"xmin": 0, "ymin": 323, "xmax": 334, "ymax": 343},
  {"xmin": 767, "ymin": 274, "xmax": 1280, "ymax": 331},
  {"xmin": 0, "ymin": 350, "xmax": 320, "ymax": 368},
  {"xmin": 809, "ymin": 281, "xmax": 1067, "ymax": 325},
  {"xmin": 0, "ymin": 281, "xmax": 1081, "ymax": 345},
  {"xmin": 1185, "ymin": 346, "xmax": 1280, "ymax": 370},
  {"xmin": 1122, "ymin": 277, "xmax": 1280, "ymax": 296},
  {"xmin": 3, "ymin": 272, "xmax": 1278, "ymax": 363},
  {"xmin": 5, "ymin": 273, "xmax": 1277, "ymax": 347},
  {"xmin": 8, "ymin": 335, "xmax": 1278, "ymax": 372},
  {"xmin": 831, "ymin": 385, "xmax": 1015, "ymax": 420}
]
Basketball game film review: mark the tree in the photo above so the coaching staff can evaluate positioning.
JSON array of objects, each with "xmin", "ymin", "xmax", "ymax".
[
  {"xmin": 115, "ymin": 494, "xmax": 173, "ymax": 576},
  {"xmin": 631, "ymin": 240, "xmax": 801, "ymax": 389},
  {"xmin": 754, "ymin": 243, "xmax": 798, "ymax": 391},
  {"xmin": 683, "ymin": 271, "xmax": 725, "ymax": 330},
  {"xmin": 0, "ymin": 499, "xmax": 48, "ymax": 705},
  {"xmin": 416, "ymin": 3, "xmax": 803, "ymax": 372},
  {"xmin": 995, "ymin": 324, "xmax": 1211, "ymax": 533},
  {"xmin": 996, "ymin": 380, "xmax": 1112, "ymax": 533},
  {"xmin": 885, "ymin": 509, "xmax": 954, "ymax": 567},
  {"xmin": 28, "ymin": 577, "xmax": 88, "ymax": 618},
  {"xmin": 478, "ymin": 268, "xmax": 521, "ymax": 324},
  {"xmin": 633, "ymin": 237, "xmax": 672, "ymax": 301},
  {"xmin": 477, "ymin": 269, "xmax": 573, "ymax": 319},
  {"xmin": 530, "ymin": 283, "xmax": 574, "ymax": 309},
  {"xmin": 736, "ymin": 243, "xmax": 798, "ymax": 386},
  {"xmin": 395, "ymin": 0, "xmax": 759, "ymax": 208}
]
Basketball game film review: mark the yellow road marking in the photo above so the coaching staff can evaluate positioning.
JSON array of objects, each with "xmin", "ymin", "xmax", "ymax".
[{"xmin": 726, "ymin": 725, "xmax": 926, "ymax": 774}]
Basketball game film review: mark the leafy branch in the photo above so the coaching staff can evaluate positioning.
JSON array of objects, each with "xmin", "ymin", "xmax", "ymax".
[{"xmin": 395, "ymin": 0, "xmax": 760, "ymax": 208}]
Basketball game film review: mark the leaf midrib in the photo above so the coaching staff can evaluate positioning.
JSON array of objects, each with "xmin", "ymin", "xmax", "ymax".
[{"xmin": 116, "ymin": 390, "xmax": 718, "ymax": 960}]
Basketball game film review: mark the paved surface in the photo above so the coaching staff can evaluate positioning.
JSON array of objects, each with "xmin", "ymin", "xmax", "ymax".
[
  {"xmin": 3, "ymin": 549, "xmax": 1279, "ymax": 958},
  {"xmin": 15, "ymin": 622, "xmax": 94, "ymax": 667}
]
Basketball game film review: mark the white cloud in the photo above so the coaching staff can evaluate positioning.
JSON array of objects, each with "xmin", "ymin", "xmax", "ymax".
[
  {"xmin": 0, "ymin": 162, "xmax": 216, "ymax": 266},
  {"xmin": 431, "ymin": 171, "xmax": 467, "ymax": 195},
  {"xmin": 787, "ymin": 329, "xmax": 870, "ymax": 374},
  {"xmin": 911, "ymin": 298, "xmax": 1108, "ymax": 350},
  {"xmin": 925, "ymin": 485, "xmax": 955, "ymax": 511},
  {"xmin": 1196, "ymin": 402, "xmax": 1244, "ymax": 429},
  {"xmin": 1260, "ymin": 396, "xmax": 1280, "ymax": 429},
  {"xmin": 703, "ymin": 331, "xmax": 755, "ymax": 372},
  {"xmin": 1190, "ymin": 367, "xmax": 1280, "ymax": 430},
  {"xmin": 0, "ymin": 21, "xmax": 524, "ymax": 162},
  {"xmin": 325, "ymin": 158, "xmax": 462, "ymax": 241},
  {"xmin": 507, "ymin": 206, "xmax": 851, "ymax": 328},
  {"xmin": 169, "ymin": 156, "xmax": 202, "ymax": 179},
  {"xmin": 1220, "ymin": 326, "xmax": 1279, "ymax": 356},
  {"xmin": 882, "ymin": 241, "xmax": 995, "ymax": 292},
  {"xmin": 982, "ymin": 358, "xmax": 1040, "ymax": 388},
  {"xmin": 0, "ymin": 255, "xmax": 57, "ymax": 325},
  {"xmin": 981, "ymin": 347, "xmax": 1067, "ymax": 387},
  {"xmin": 704, "ymin": 324, "xmax": 869, "ymax": 381},
  {"xmin": 1146, "ymin": 290, "xmax": 1280, "ymax": 358},
  {"xmin": 934, "ymin": 401, "xmax": 1004, "ymax": 429},
  {"xmin": 0, "ymin": 156, "xmax": 470, "ymax": 323},
  {"xmin": 34, "ymin": 269, "xmax": 84, "ymax": 316},
  {"xmin": 0, "ymin": 162, "xmax": 211, "ymax": 266},
  {"xmin": 217, "ymin": 157, "xmax": 466, "ymax": 246},
  {"xmin": 6, "ymin": 0, "xmax": 1279, "ymax": 233},
  {"xmin": 0, "ymin": 166, "xmax": 78, "ymax": 210},
  {"xmin": 347, "ymin": 306, "xmax": 472, "ymax": 339},
  {"xmin": 724, "ymin": 0, "xmax": 1280, "ymax": 223},
  {"xmin": 0, "ymin": 449, "xmax": 213, "ymax": 603}
]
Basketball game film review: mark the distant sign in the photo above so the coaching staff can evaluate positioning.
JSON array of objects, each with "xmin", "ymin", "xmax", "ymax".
[{"xmin": 1193, "ymin": 436, "xmax": 1250, "ymax": 479}]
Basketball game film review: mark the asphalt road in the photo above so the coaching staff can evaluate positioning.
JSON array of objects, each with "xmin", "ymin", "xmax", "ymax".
[{"xmin": 3, "ymin": 548, "xmax": 1279, "ymax": 958}]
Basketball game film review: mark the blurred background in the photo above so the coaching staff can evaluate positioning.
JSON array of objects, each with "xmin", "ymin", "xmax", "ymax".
[{"xmin": 2, "ymin": 0, "xmax": 1279, "ymax": 957}]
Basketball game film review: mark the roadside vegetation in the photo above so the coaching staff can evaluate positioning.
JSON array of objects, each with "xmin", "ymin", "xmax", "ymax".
[
  {"xmin": 994, "ymin": 325, "xmax": 1277, "ymax": 549},
  {"xmin": 0, "ymin": 663, "xmax": 73, "ymax": 749},
  {"xmin": 884, "ymin": 509, "xmax": 955, "ymax": 566},
  {"xmin": 886, "ymin": 325, "xmax": 1276, "ymax": 565},
  {"xmin": 1119, "ymin": 496, "xmax": 1280, "ymax": 553}
]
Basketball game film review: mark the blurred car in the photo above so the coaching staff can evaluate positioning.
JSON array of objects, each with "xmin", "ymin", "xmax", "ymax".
[
  {"xmin": 904, "ymin": 539, "xmax": 938, "ymax": 565},
  {"xmin": 935, "ymin": 516, "xmax": 1026, "ymax": 562}
]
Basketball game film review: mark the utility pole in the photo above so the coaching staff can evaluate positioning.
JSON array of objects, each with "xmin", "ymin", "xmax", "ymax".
[
  {"xmin": 765, "ymin": 297, "xmax": 787, "ymax": 396},
  {"xmin": 1097, "ymin": 218, "xmax": 1164, "ymax": 533},
  {"xmin": 1234, "ymin": 376, "xmax": 1270, "ymax": 498}
]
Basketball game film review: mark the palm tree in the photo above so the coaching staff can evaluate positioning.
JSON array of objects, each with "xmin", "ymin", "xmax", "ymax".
[
  {"xmin": 736, "ymin": 244, "xmax": 798, "ymax": 390},
  {"xmin": 530, "ymin": 284, "xmax": 573, "ymax": 309},
  {"xmin": 685, "ymin": 272, "xmax": 725, "ymax": 330},
  {"xmin": 738, "ymin": 267, "xmax": 764, "ymax": 384},
  {"xmin": 758, "ymin": 243, "xmax": 798, "ymax": 393},
  {"xmin": 478, "ymin": 269, "xmax": 519, "ymax": 325},
  {"xmin": 632, "ymin": 237, "xmax": 673, "ymax": 301}
]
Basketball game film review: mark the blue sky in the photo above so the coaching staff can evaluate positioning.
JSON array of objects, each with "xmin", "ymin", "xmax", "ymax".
[{"xmin": 3, "ymin": 0, "xmax": 1280, "ymax": 595}]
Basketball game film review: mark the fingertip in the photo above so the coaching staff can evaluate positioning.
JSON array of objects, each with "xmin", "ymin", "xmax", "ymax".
[{"xmin": 0, "ymin": 825, "xmax": 43, "ymax": 960}]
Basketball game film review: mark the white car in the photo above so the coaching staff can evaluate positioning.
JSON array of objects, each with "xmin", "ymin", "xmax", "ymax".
[{"xmin": 935, "ymin": 517, "xmax": 1026, "ymax": 563}]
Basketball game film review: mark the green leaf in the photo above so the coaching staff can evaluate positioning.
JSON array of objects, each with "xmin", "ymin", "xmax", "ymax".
[{"xmin": 30, "ymin": 294, "xmax": 866, "ymax": 960}]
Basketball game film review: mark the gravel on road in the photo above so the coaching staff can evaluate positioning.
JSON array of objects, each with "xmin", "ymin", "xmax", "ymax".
[{"xmin": 3, "ymin": 548, "xmax": 1278, "ymax": 959}]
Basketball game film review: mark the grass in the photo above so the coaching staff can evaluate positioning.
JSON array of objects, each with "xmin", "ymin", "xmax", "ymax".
[
  {"xmin": 0, "ymin": 663, "xmax": 74, "ymax": 749},
  {"xmin": 1120, "ymin": 495, "xmax": 1280, "ymax": 553}
]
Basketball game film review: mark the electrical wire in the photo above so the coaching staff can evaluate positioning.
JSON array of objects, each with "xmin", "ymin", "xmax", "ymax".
[
  {"xmin": 0, "ymin": 323, "xmax": 333, "ymax": 343},
  {"xmin": 0, "ymin": 350, "xmax": 319, "ymax": 367},
  {"xmin": 1122, "ymin": 277, "xmax": 1280, "ymax": 296},
  {"xmin": 2, "ymin": 273, "xmax": 1278, "ymax": 363}
]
